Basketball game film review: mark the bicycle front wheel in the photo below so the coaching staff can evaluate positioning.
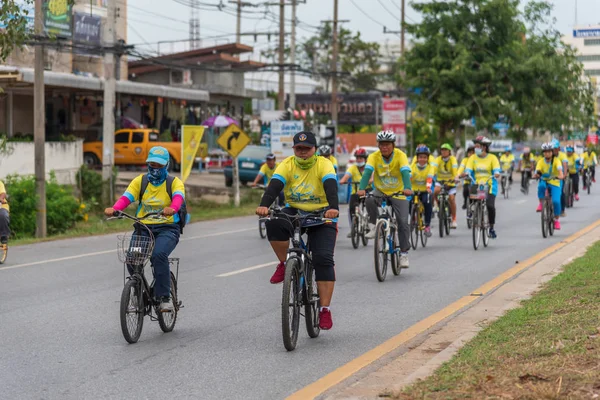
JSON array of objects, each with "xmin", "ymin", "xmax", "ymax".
[
  {"xmin": 0, "ymin": 243, "xmax": 7, "ymax": 264},
  {"xmin": 541, "ymin": 200, "xmax": 548, "ymax": 238},
  {"xmin": 157, "ymin": 272, "xmax": 178, "ymax": 333},
  {"xmin": 351, "ymin": 215, "xmax": 360, "ymax": 249},
  {"xmin": 444, "ymin": 203, "xmax": 451, "ymax": 236},
  {"xmin": 472, "ymin": 203, "xmax": 481, "ymax": 250},
  {"xmin": 482, "ymin": 205, "xmax": 489, "ymax": 248},
  {"xmin": 120, "ymin": 278, "xmax": 145, "ymax": 344},
  {"xmin": 548, "ymin": 202, "xmax": 555, "ymax": 237},
  {"xmin": 361, "ymin": 215, "xmax": 369, "ymax": 247},
  {"xmin": 438, "ymin": 199, "xmax": 445, "ymax": 238},
  {"xmin": 304, "ymin": 263, "xmax": 320, "ymax": 339},
  {"xmin": 391, "ymin": 226, "xmax": 400, "ymax": 276},
  {"xmin": 373, "ymin": 220, "xmax": 388, "ymax": 282},
  {"xmin": 282, "ymin": 258, "xmax": 301, "ymax": 351},
  {"xmin": 259, "ymin": 219, "xmax": 267, "ymax": 239},
  {"xmin": 410, "ymin": 206, "xmax": 419, "ymax": 250}
]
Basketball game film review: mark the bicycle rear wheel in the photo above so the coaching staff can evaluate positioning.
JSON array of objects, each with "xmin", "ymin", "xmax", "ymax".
[
  {"xmin": 444, "ymin": 203, "xmax": 451, "ymax": 235},
  {"xmin": 0, "ymin": 243, "xmax": 7, "ymax": 264},
  {"xmin": 157, "ymin": 272, "xmax": 178, "ymax": 333},
  {"xmin": 304, "ymin": 263, "xmax": 320, "ymax": 339},
  {"xmin": 120, "ymin": 278, "xmax": 145, "ymax": 344},
  {"xmin": 541, "ymin": 201, "xmax": 548, "ymax": 238},
  {"xmin": 482, "ymin": 205, "xmax": 489, "ymax": 248},
  {"xmin": 282, "ymin": 258, "xmax": 301, "ymax": 351},
  {"xmin": 391, "ymin": 226, "xmax": 400, "ymax": 276},
  {"xmin": 438, "ymin": 199, "xmax": 445, "ymax": 238},
  {"xmin": 259, "ymin": 219, "xmax": 267, "ymax": 239},
  {"xmin": 420, "ymin": 212, "xmax": 428, "ymax": 248},
  {"xmin": 373, "ymin": 220, "xmax": 388, "ymax": 282},
  {"xmin": 410, "ymin": 206, "xmax": 419, "ymax": 250},
  {"xmin": 548, "ymin": 202, "xmax": 555, "ymax": 236},
  {"xmin": 466, "ymin": 198, "xmax": 473, "ymax": 229},
  {"xmin": 351, "ymin": 215, "xmax": 360, "ymax": 249},
  {"xmin": 472, "ymin": 203, "xmax": 481, "ymax": 250}
]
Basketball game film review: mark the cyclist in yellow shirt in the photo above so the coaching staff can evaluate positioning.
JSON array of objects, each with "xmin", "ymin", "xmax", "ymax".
[
  {"xmin": 582, "ymin": 146, "xmax": 597, "ymax": 189},
  {"xmin": 458, "ymin": 146, "xmax": 475, "ymax": 209},
  {"xmin": 410, "ymin": 145, "xmax": 434, "ymax": 237},
  {"xmin": 340, "ymin": 148, "xmax": 369, "ymax": 238},
  {"xmin": 356, "ymin": 130, "xmax": 412, "ymax": 268},
  {"xmin": 565, "ymin": 146, "xmax": 581, "ymax": 202},
  {"xmin": 551, "ymin": 139, "xmax": 568, "ymax": 217},
  {"xmin": 518, "ymin": 147, "xmax": 535, "ymax": 194},
  {"xmin": 256, "ymin": 131, "xmax": 339, "ymax": 330},
  {"xmin": 411, "ymin": 143, "xmax": 437, "ymax": 168},
  {"xmin": 434, "ymin": 143, "xmax": 459, "ymax": 228},
  {"xmin": 535, "ymin": 142, "xmax": 564, "ymax": 230},
  {"xmin": 465, "ymin": 136, "xmax": 501, "ymax": 239},
  {"xmin": 318, "ymin": 145, "xmax": 338, "ymax": 172},
  {"xmin": 499, "ymin": 147, "xmax": 515, "ymax": 192},
  {"xmin": 0, "ymin": 180, "xmax": 10, "ymax": 246},
  {"xmin": 251, "ymin": 153, "xmax": 284, "ymax": 205}
]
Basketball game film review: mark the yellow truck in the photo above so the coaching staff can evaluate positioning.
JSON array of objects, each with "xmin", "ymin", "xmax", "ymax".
[{"xmin": 83, "ymin": 129, "xmax": 182, "ymax": 171}]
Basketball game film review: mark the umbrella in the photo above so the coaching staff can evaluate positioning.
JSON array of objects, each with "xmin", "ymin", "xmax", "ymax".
[{"xmin": 202, "ymin": 115, "xmax": 239, "ymax": 127}]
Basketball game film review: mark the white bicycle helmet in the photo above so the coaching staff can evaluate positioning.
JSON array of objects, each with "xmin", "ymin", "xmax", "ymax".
[
  {"xmin": 318, "ymin": 145, "xmax": 332, "ymax": 156},
  {"xmin": 376, "ymin": 130, "xmax": 396, "ymax": 142},
  {"xmin": 541, "ymin": 142, "xmax": 553, "ymax": 151}
]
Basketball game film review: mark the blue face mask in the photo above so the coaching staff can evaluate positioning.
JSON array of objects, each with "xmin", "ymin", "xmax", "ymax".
[{"xmin": 148, "ymin": 165, "xmax": 168, "ymax": 185}]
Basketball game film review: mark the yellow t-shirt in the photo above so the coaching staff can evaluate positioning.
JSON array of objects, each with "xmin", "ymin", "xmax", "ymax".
[
  {"xmin": 124, "ymin": 174, "xmax": 186, "ymax": 224},
  {"xmin": 565, "ymin": 153, "xmax": 579, "ymax": 174},
  {"xmin": 327, "ymin": 155, "xmax": 338, "ymax": 170},
  {"xmin": 434, "ymin": 156, "xmax": 458, "ymax": 187},
  {"xmin": 258, "ymin": 162, "xmax": 278, "ymax": 185},
  {"xmin": 465, "ymin": 154, "xmax": 501, "ymax": 195},
  {"xmin": 0, "ymin": 181, "xmax": 9, "ymax": 212},
  {"xmin": 500, "ymin": 154, "xmax": 515, "ymax": 171},
  {"xmin": 344, "ymin": 164, "xmax": 364, "ymax": 194},
  {"xmin": 535, "ymin": 158, "xmax": 563, "ymax": 187},
  {"xmin": 272, "ymin": 156, "xmax": 337, "ymax": 212},
  {"xmin": 583, "ymin": 152, "xmax": 597, "ymax": 167},
  {"xmin": 520, "ymin": 153, "xmax": 535, "ymax": 170},
  {"xmin": 365, "ymin": 148, "xmax": 411, "ymax": 199},
  {"xmin": 410, "ymin": 163, "xmax": 435, "ymax": 192}
]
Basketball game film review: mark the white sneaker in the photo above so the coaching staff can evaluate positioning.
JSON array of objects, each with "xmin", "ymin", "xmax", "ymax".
[
  {"xmin": 451, "ymin": 220, "xmax": 458, "ymax": 229},
  {"xmin": 159, "ymin": 297, "xmax": 174, "ymax": 313},
  {"xmin": 399, "ymin": 252, "xmax": 409, "ymax": 268},
  {"xmin": 365, "ymin": 223, "xmax": 377, "ymax": 239}
]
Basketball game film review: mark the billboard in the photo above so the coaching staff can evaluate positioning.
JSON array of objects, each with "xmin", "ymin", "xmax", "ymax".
[
  {"xmin": 295, "ymin": 93, "xmax": 380, "ymax": 125},
  {"xmin": 573, "ymin": 28, "xmax": 600, "ymax": 38},
  {"xmin": 73, "ymin": 12, "xmax": 101, "ymax": 55},
  {"xmin": 270, "ymin": 120, "xmax": 304, "ymax": 159},
  {"xmin": 382, "ymin": 98, "xmax": 407, "ymax": 147},
  {"xmin": 44, "ymin": 0, "xmax": 73, "ymax": 38}
]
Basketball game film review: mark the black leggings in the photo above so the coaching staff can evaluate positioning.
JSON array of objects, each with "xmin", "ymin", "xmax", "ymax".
[
  {"xmin": 462, "ymin": 184, "xmax": 469, "ymax": 205},
  {"xmin": 570, "ymin": 173, "xmax": 579, "ymax": 195},
  {"xmin": 486, "ymin": 194, "xmax": 496, "ymax": 226},
  {"xmin": 521, "ymin": 171, "xmax": 531, "ymax": 189},
  {"xmin": 266, "ymin": 208, "xmax": 337, "ymax": 281},
  {"xmin": 348, "ymin": 193, "xmax": 360, "ymax": 222}
]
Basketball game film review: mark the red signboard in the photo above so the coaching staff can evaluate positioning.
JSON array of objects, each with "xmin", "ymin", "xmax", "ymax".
[
  {"xmin": 382, "ymin": 98, "xmax": 407, "ymax": 147},
  {"xmin": 587, "ymin": 133, "xmax": 598, "ymax": 145}
]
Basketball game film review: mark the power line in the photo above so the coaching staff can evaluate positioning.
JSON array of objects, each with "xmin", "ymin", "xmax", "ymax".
[
  {"xmin": 349, "ymin": 0, "xmax": 386, "ymax": 27},
  {"xmin": 388, "ymin": 0, "xmax": 401, "ymax": 11},
  {"xmin": 377, "ymin": 0, "xmax": 401, "ymax": 22}
]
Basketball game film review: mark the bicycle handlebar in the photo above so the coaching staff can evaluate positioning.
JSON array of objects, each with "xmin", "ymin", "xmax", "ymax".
[{"xmin": 106, "ymin": 210, "xmax": 167, "ymax": 223}]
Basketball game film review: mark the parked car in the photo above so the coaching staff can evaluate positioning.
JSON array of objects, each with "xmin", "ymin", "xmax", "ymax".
[
  {"xmin": 347, "ymin": 146, "xmax": 379, "ymax": 166},
  {"xmin": 224, "ymin": 145, "xmax": 272, "ymax": 187}
]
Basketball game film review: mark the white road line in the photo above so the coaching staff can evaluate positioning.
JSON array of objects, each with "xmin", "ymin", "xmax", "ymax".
[
  {"xmin": 216, "ymin": 261, "xmax": 278, "ymax": 277},
  {"xmin": 1, "ymin": 227, "xmax": 255, "ymax": 272}
]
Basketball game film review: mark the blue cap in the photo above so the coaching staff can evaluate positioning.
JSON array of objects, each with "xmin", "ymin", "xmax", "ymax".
[
  {"xmin": 566, "ymin": 146, "xmax": 574, "ymax": 152},
  {"xmin": 505, "ymin": 146, "xmax": 511, "ymax": 151},
  {"xmin": 146, "ymin": 146, "xmax": 170, "ymax": 165}
]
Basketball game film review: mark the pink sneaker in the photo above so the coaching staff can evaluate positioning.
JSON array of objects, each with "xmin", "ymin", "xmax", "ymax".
[
  {"xmin": 319, "ymin": 308, "xmax": 333, "ymax": 330},
  {"xmin": 536, "ymin": 203, "xmax": 542, "ymax": 212},
  {"xmin": 270, "ymin": 262, "xmax": 285, "ymax": 284},
  {"xmin": 554, "ymin": 220, "xmax": 561, "ymax": 230},
  {"xmin": 575, "ymin": 194, "xmax": 580, "ymax": 201}
]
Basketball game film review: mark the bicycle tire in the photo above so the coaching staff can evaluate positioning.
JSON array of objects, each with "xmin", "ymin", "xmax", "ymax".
[
  {"xmin": 351, "ymin": 215, "xmax": 360, "ymax": 249},
  {"xmin": 482, "ymin": 205, "xmax": 489, "ymax": 248},
  {"xmin": 541, "ymin": 200, "xmax": 548, "ymax": 238},
  {"xmin": 120, "ymin": 278, "xmax": 145, "ymax": 344},
  {"xmin": 282, "ymin": 258, "xmax": 301, "ymax": 351},
  {"xmin": 361, "ymin": 224, "xmax": 369, "ymax": 247},
  {"xmin": 157, "ymin": 272, "xmax": 178, "ymax": 333},
  {"xmin": 588, "ymin": 178, "xmax": 591, "ymax": 194},
  {"xmin": 373, "ymin": 220, "xmax": 388, "ymax": 282},
  {"xmin": 438, "ymin": 198, "xmax": 445, "ymax": 238},
  {"xmin": 259, "ymin": 219, "xmax": 267, "ymax": 239},
  {"xmin": 444, "ymin": 203, "xmax": 451, "ymax": 235},
  {"xmin": 304, "ymin": 262, "xmax": 320, "ymax": 339},
  {"xmin": 0, "ymin": 244, "xmax": 7, "ymax": 264},
  {"xmin": 391, "ymin": 226, "xmax": 400, "ymax": 276},
  {"xmin": 466, "ymin": 198, "xmax": 473, "ymax": 229},
  {"xmin": 472, "ymin": 203, "xmax": 481, "ymax": 250},
  {"xmin": 420, "ymin": 209, "xmax": 428, "ymax": 248},
  {"xmin": 548, "ymin": 201, "xmax": 555, "ymax": 237},
  {"xmin": 410, "ymin": 206, "xmax": 419, "ymax": 250}
]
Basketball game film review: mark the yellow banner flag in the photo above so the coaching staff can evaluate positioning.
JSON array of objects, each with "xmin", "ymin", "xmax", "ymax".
[{"xmin": 181, "ymin": 125, "xmax": 205, "ymax": 183}]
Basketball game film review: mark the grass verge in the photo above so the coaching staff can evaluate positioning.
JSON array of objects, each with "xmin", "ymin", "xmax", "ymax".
[
  {"xmin": 11, "ymin": 190, "xmax": 261, "ymax": 246},
  {"xmin": 399, "ymin": 241, "xmax": 600, "ymax": 400}
]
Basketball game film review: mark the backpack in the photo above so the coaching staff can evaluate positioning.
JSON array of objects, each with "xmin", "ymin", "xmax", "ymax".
[{"xmin": 139, "ymin": 175, "xmax": 188, "ymax": 234}]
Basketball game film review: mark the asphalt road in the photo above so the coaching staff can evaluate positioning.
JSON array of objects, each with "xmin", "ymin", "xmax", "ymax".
[{"xmin": 2, "ymin": 182, "xmax": 599, "ymax": 400}]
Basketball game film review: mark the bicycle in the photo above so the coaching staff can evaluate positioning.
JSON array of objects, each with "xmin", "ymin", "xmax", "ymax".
[
  {"xmin": 521, "ymin": 168, "xmax": 532, "ymax": 195},
  {"xmin": 539, "ymin": 178, "xmax": 556, "ymax": 239},
  {"xmin": 500, "ymin": 170, "xmax": 511, "ymax": 199},
  {"xmin": 469, "ymin": 183, "xmax": 490, "ymax": 251},
  {"xmin": 108, "ymin": 210, "xmax": 182, "ymax": 344},
  {"xmin": 583, "ymin": 168, "xmax": 593, "ymax": 194},
  {"xmin": 366, "ymin": 192, "xmax": 403, "ymax": 282},
  {"xmin": 0, "ymin": 240, "xmax": 7, "ymax": 265},
  {"xmin": 564, "ymin": 174, "xmax": 574, "ymax": 209},
  {"xmin": 409, "ymin": 191, "xmax": 429, "ymax": 250},
  {"xmin": 260, "ymin": 209, "xmax": 329, "ymax": 351},
  {"xmin": 253, "ymin": 185, "xmax": 282, "ymax": 239},
  {"xmin": 436, "ymin": 183, "xmax": 452, "ymax": 238},
  {"xmin": 349, "ymin": 183, "xmax": 369, "ymax": 249}
]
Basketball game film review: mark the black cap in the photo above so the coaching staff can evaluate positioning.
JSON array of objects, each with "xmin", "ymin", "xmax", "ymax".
[{"xmin": 293, "ymin": 131, "xmax": 317, "ymax": 147}]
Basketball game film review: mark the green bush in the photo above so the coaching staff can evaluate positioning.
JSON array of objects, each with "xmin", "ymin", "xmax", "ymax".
[
  {"xmin": 76, "ymin": 165, "xmax": 103, "ymax": 204},
  {"xmin": 5, "ymin": 174, "xmax": 84, "ymax": 238}
]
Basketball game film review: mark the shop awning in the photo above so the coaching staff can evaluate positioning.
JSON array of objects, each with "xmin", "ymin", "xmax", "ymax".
[{"xmin": 0, "ymin": 66, "xmax": 209, "ymax": 102}]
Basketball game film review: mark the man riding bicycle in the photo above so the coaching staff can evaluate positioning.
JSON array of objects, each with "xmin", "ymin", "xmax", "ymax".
[
  {"xmin": 464, "ymin": 136, "xmax": 500, "ymax": 239},
  {"xmin": 251, "ymin": 153, "xmax": 285, "ymax": 206},
  {"xmin": 339, "ymin": 148, "xmax": 369, "ymax": 238},
  {"xmin": 357, "ymin": 130, "xmax": 412, "ymax": 268},
  {"xmin": 499, "ymin": 146, "xmax": 515, "ymax": 192},
  {"xmin": 535, "ymin": 142, "xmax": 564, "ymax": 230},
  {"xmin": 104, "ymin": 146, "xmax": 186, "ymax": 312},
  {"xmin": 256, "ymin": 131, "xmax": 339, "ymax": 330},
  {"xmin": 518, "ymin": 147, "xmax": 535, "ymax": 194},
  {"xmin": 434, "ymin": 143, "xmax": 459, "ymax": 229},
  {"xmin": 318, "ymin": 145, "xmax": 338, "ymax": 172},
  {"xmin": 410, "ymin": 145, "xmax": 434, "ymax": 237},
  {"xmin": 582, "ymin": 145, "xmax": 597, "ymax": 189},
  {"xmin": 565, "ymin": 146, "xmax": 581, "ymax": 202},
  {"xmin": 458, "ymin": 145, "xmax": 475, "ymax": 209}
]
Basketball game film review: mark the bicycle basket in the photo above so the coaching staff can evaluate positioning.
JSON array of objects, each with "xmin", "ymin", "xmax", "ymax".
[
  {"xmin": 117, "ymin": 233, "xmax": 155, "ymax": 265},
  {"xmin": 469, "ymin": 184, "xmax": 489, "ymax": 200}
]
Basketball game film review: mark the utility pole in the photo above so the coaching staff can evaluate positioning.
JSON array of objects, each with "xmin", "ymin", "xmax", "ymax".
[
  {"xmin": 331, "ymin": 0, "xmax": 339, "ymax": 125},
  {"xmin": 401, "ymin": 0, "xmax": 405, "ymax": 56},
  {"xmin": 278, "ymin": 0, "xmax": 285, "ymax": 110},
  {"xmin": 236, "ymin": 0, "xmax": 241, "ymax": 43},
  {"xmin": 190, "ymin": 0, "xmax": 200, "ymax": 49},
  {"xmin": 34, "ymin": 0, "xmax": 46, "ymax": 238},
  {"xmin": 289, "ymin": 0, "xmax": 297, "ymax": 109},
  {"xmin": 102, "ymin": 0, "xmax": 116, "ymax": 205}
]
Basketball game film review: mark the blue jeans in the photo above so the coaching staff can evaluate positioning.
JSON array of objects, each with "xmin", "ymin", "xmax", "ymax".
[
  {"xmin": 137, "ymin": 223, "xmax": 180, "ymax": 298},
  {"xmin": 538, "ymin": 181, "xmax": 561, "ymax": 217}
]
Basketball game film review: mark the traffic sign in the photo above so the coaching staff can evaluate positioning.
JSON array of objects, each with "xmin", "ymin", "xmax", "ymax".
[{"xmin": 217, "ymin": 124, "xmax": 251, "ymax": 158}]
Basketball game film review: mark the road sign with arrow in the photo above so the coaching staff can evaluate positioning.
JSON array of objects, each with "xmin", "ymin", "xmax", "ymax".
[{"xmin": 217, "ymin": 124, "xmax": 251, "ymax": 158}]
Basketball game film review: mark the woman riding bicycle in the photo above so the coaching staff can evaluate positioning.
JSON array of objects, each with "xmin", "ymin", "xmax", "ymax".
[
  {"xmin": 104, "ymin": 146, "xmax": 185, "ymax": 313},
  {"xmin": 339, "ymin": 147, "xmax": 369, "ymax": 238},
  {"xmin": 256, "ymin": 131, "xmax": 339, "ymax": 330},
  {"xmin": 410, "ymin": 145, "xmax": 434, "ymax": 237},
  {"xmin": 535, "ymin": 142, "xmax": 564, "ymax": 230}
]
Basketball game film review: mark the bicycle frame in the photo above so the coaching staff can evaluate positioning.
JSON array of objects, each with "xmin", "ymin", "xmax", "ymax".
[{"xmin": 376, "ymin": 197, "xmax": 398, "ymax": 257}]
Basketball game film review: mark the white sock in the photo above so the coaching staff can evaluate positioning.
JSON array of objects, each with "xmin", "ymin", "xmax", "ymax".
[{"xmin": 320, "ymin": 306, "xmax": 330, "ymax": 312}]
